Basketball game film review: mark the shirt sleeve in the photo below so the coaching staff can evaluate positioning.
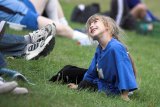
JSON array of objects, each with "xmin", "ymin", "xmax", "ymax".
[
  {"xmin": 113, "ymin": 46, "xmax": 138, "ymax": 92},
  {"xmin": 83, "ymin": 54, "xmax": 98, "ymax": 83}
]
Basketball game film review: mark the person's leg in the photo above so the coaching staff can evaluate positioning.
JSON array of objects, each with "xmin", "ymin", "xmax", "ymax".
[
  {"xmin": 37, "ymin": 16, "xmax": 89, "ymax": 41},
  {"xmin": 37, "ymin": 16, "xmax": 72, "ymax": 38},
  {"xmin": 108, "ymin": 0, "xmax": 136, "ymax": 30},
  {"xmin": 39, "ymin": 0, "xmax": 68, "ymax": 25},
  {"xmin": 130, "ymin": 3, "xmax": 147, "ymax": 20},
  {"xmin": 57, "ymin": 0, "xmax": 68, "ymax": 25},
  {"xmin": 45, "ymin": 0, "xmax": 59, "ymax": 22},
  {"xmin": 0, "ymin": 34, "xmax": 27, "ymax": 57},
  {"xmin": 0, "ymin": 21, "xmax": 56, "ymax": 59},
  {"xmin": 0, "ymin": 0, "xmax": 91, "ymax": 45}
]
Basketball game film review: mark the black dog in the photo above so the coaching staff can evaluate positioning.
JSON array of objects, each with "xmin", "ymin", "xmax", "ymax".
[{"xmin": 49, "ymin": 65, "xmax": 87, "ymax": 84}]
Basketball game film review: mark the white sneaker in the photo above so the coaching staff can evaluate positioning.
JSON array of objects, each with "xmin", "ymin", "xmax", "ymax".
[
  {"xmin": 25, "ymin": 35, "xmax": 53, "ymax": 60},
  {"xmin": 0, "ymin": 81, "xmax": 18, "ymax": 94},
  {"xmin": 29, "ymin": 23, "xmax": 56, "ymax": 43},
  {"xmin": 25, "ymin": 23, "xmax": 56, "ymax": 60},
  {"xmin": 12, "ymin": 87, "xmax": 28, "ymax": 95}
]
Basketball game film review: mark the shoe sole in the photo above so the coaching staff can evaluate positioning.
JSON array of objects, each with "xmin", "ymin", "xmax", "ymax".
[
  {"xmin": 25, "ymin": 35, "xmax": 53, "ymax": 60},
  {"xmin": 36, "ymin": 36, "xmax": 55, "ymax": 58}
]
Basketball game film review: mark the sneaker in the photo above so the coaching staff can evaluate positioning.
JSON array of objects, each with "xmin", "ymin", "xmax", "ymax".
[
  {"xmin": 25, "ymin": 23, "xmax": 56, "ymax": 60},
  {"xmin": 25, "ymin": 35, "xmax": 53, "ymax": 60},
  {"xmin": 0, "ymin": 21, "xmax": 6, "ymax": 40},
  {"xmin": 29, "ymin": 23, "xmax": 56, "ymax": 43},
  {"xmin": 0, "ymin": 81, "xmax": 18, "ymax": 94},
  {"xmin": 12, "ymin": 87, "xmax": 28, "ymax": 95}
]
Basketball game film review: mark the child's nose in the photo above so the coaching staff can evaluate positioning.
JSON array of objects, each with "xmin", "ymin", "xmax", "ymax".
[{"xmin": 90, "ymin": 24, "xmax": 94, "ymax": 29}]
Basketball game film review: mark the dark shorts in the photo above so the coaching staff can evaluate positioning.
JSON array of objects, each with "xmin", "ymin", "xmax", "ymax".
[
  {"xmin": 20, "ymin": 0, "xmax": 39, "ymax": 30},
  {"xmin": 20, "ymin": 10, "xmax": 39, "ymax": 30},
  {"xmin": 0, "ymin": 0, "xmax": 39, "ymax": 30}
]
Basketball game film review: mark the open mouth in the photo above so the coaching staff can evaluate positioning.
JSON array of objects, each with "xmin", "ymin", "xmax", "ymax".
[{"xmin": 90, "ymin": 28, "xmax": 97, "ymax": 33}]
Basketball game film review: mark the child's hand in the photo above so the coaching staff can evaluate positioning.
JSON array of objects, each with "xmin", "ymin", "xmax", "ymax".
[{"xmin": 67, "ymin": 83, "xmax": 78, "ymax": 89}]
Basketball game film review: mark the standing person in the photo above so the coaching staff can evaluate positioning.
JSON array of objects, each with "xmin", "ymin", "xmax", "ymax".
[
  {"xmin": 68, "ymin": 14, "xmax": 138, "ymax": 101},
  {"xmin": 0, "ymin": 0, "xmax": 91, "ymax": 45}
]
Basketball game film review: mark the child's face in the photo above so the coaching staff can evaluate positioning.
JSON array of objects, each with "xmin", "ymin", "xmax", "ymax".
[{"xmin": 88, "ymin": 18, "xmax": 107, "ymax": 39}]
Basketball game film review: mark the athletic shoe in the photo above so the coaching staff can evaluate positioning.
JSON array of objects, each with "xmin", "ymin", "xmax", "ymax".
[
  {"xmin": 0, "ymin": 81, "xmax": 18, "ymax": 94},
  {"xmin": 25, "ymin": 23, "xmax": 56, "ymax": 60},
  {"xmin": 29, "ymin": 23, "xmax": 56, "ymax": 43},
  {"xmin": 25, "ymin": 35, "xmax": 53, "ymax": 60},
  {"xmin": 0, "ymin": 21, "xmax": 6, "ymax": 40},
  {"xmin": 12, "ymin": 87, "xmax": 28, "ymax": 95},
  {"xmin": 36, "ymin": 36, "xmax": 55, "ymax": 58}
]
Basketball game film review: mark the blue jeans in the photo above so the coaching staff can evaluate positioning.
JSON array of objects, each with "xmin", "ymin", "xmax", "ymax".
[{"xmin": 0, "ymin": 34, "xmax": 27, "ymax": 57}]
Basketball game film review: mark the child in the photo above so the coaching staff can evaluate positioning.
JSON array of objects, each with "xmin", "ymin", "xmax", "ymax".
[{"xmin": 68, "ymin": 14, "xmax": 138, "ymax": 101}]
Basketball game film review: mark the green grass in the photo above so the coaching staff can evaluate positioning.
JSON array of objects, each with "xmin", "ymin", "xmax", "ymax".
[{"xmin": 1, "ymin": 0, "xmax": 160, "ymax": 107}]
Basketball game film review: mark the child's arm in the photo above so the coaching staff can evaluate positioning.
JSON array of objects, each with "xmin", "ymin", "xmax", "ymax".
[{"xmin": 121, "ymin": 90, "xmax": 130, "ymax": 101}]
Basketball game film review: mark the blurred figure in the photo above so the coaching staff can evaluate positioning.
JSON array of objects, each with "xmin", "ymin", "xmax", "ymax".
[
  {"xmin": 103, "ymin": 0, "xmax": 159, "ymax": 30},
  {"xmin": 126, "ymin": 0, "xmax": 159, "ymax": 22},
  {"xmin": 0, "ymin": 0, "xmax": 91, "ymax": 45}
]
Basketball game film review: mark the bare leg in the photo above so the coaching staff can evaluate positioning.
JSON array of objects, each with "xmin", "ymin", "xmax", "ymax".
[
  {"xmin": 57, "ymin": 0, "xmax": 65, "ymax": 19},
  {"xmin": 29, "ymin": 0, "xmax": 48, "ymax": 15},
  {"xmin": 37, "ymin": 16, "xmax": 73, "ymax": 39},
  {"xmin": 130, "ymin": 3, "xmax": 147, "ymax": 20},
  {"xmin": 57, "ymin": 0, "xmax": 68, "ymax": 25},
  {"xmin": 45, "ymin": 0, "xmax": 68, "ymax": 25},
  {"xmin": 45, "ymin": 0, "xmax": 59, "ymax": 22}
]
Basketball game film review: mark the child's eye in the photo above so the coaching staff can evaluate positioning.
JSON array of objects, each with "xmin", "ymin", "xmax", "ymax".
[{"xmin": 94, "ymin": 19, "xmax": 99, "ymax": 24}]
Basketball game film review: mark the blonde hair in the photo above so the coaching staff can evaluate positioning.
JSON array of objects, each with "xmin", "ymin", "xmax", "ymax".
[
  {"xmin": 86, "ymin": 14, "xmax": 137, "ymax": 77},
  {"xmin": 86, "ymin": 14, "xmax": 124, "ymax": 42}
]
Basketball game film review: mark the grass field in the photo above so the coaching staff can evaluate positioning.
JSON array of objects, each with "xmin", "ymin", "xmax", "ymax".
[{"xmin": 0, "ymin": 0, "xmax": 160, "ymax": 107}]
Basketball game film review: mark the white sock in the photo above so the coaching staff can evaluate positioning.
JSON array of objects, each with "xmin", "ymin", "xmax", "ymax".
[
  {"xmin": 73, "ymin": 30, "xmax": 88, "ymax": 40},
  {"xmin": 59, "ymin": 17, "xmax": 68, "ymax": 26},
  {"xmin": 24, "ymin": 35, "xmax": 31, "ymax": 44}
]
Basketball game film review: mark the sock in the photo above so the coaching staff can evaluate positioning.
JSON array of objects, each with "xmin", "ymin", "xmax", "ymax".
[
  {"xmin": 59, "ymin": 17, "xmax": 68, "ymax": 26},
  {"xmin": 24, "ymin": 35, "xmax": 31, "ymax": 44},
  {"xmin": 73, "ymin": 30, "xmax": 88, "ymax": 40}
]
